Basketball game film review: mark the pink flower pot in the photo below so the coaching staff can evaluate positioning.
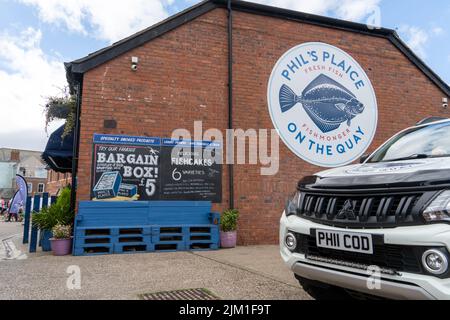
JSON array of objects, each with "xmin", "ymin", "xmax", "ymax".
[
  {"xmin": 50, "ymin": 238, "xmax": 73, "ymax": 256},
  {"xmin": 220, "ymin": 231, "xmax": 237, "ymax": 248}
]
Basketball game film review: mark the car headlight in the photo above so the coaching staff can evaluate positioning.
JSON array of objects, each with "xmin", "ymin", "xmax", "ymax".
[
  {"xmin": 422, "ymin": 249, "xmax": 449, "ymax": 275},
  {"xmin": 285, "ymin": 191, "xmax": 301, "ymax": 217},
  {"xmin": 285, "ymin": 233, "xmax": 297, "ymax": 251},
  {"xmin": 423, "ymin": 190, "xmax": 450, "ymax": 222}
]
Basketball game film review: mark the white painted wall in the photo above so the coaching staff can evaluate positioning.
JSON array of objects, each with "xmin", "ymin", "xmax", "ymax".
[{"xmin": 0, "ymin": 162, "xmax": 15, "ymax": 188}]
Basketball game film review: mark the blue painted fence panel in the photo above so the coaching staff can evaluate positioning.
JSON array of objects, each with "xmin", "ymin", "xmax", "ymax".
[
  {"xmin": 23, "ymin": 193, "xmax": 57, "ymax": 252},
  {"xmin": 29, "ymin": 195, "xmax": 41, "ymax": 253},
  {"xmin": 22, "ymin": 196, "xmax": 32, "ymax": 244}
]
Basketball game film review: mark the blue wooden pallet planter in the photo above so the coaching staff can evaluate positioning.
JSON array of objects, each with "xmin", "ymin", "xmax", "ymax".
[
  {"xmin": 73, "ymin": 243, "xmax": 114, "ymax": 256},
  {"xmin": 114, "ymin": 242, "xmax": 151, "ymax": 254},
  {"xmin": 73, "ymin": 201, "xmax": 220, "ymax": 256},
  {"xmin": 187, "ymin": 242, "xmax": 219, "ymax": 251},
  {"xmin": 75, "ymin": 236, "xmax": 113, "ymax": 246},
  {"xmin": 153, "ymin": 241, "xmax": 186, "ymax": 252}
]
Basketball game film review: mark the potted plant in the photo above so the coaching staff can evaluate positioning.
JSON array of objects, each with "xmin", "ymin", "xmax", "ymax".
[
  {"xmin": 50, "ymin": 224, "xmax": 72, "ymax": 256},
  {"xmin": 32, "ymin": 187, "xmax": 74, "ymax": 252},
  {"xmin": 32, "ymin": 206, "xmax": 55, "ymax": 251},
  {"xmin": 220, "ymin": 209, "xmax": 239, "ymax": 248}
]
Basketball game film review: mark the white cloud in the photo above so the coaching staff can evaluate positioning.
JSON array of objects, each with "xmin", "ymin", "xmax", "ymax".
[
  {"xmin": 399, "ymin": 25, "xmax": 443, "ymax": 59},
  {"xmin": 399, "ymin": 26, "xmax": 430, "ymax": 59},
  {"xmin": 17, "ymin": 0, "xmax": 385, "ymax": 43},
  {"xmin": 398, "ymin": 24, "xmax": 445, "ymax": 60},
  {"xmin": 18, "ymin": 0, "xmax": 173, "ymax": 43},
  {"xmin": 0, "ymin": 27, "xmax": 65, "ymax": 151},
  {"xmin": 18, "ymin": 0, "xmax": 384, "ymax": 43},
  {"xmin": 335, "ymin": 0, "xmax": 381, "ymax": 21},
  {"xmin": 432, "ymin": 26, "xmax": 444, "ymax": 36},
  {"xmin": 249, "ymin": 0, "xmax": 381, "ymax": 22}
]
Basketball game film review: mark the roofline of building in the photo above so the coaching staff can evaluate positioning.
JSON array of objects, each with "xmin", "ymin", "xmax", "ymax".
[
  {"xmin": 0, "ymin": 147, "xmax": 43, "ymax": 153},
  {"xmin": 65, "ymin": 0, "xmax": 450, "ymax": 96}
]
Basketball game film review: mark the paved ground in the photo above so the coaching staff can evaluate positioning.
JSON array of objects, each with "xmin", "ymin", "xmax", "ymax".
[
  {"xmin": 0, "ymin": 221, "xmax": 22, "ymax": 241},
  {"xmin": 0, "ymin": 222, "xmax": 311, "ymax": 300}
]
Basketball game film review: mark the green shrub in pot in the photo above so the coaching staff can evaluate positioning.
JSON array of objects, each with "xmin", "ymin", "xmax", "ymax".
[
  {"xmin": 221, "ymin": 209, "xmax": 239, "ymax": 232},
  {"xmin": 32, "ymin": 187, "xmax": 74, "ymax": 231},
  {"xmin": 220, "ymin": 209, "xmax": 239, "ymax": 248}
]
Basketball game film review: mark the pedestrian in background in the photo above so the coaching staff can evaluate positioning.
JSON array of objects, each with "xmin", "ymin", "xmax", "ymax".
[
  {"xmin": 0, "ymin": 199, "xmax": 6, "ymax": 215},
  {"xmin": 7, "ymin": 203, "xmax": 18, "ymax": 222}
]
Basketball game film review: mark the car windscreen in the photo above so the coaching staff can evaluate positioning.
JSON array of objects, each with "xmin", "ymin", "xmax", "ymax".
[{"xmin": 368, "ymin": 121, "xmax": 450, "ymax": 163}]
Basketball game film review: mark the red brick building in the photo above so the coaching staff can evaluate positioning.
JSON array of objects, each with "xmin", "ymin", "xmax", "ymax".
[
  {"xmin": 46, "ymin": 169, "xmax": 71, "ymax": 196},
  {"xmin": 65, "ymin": 0, "xmax": 450, "ymax": 245}
]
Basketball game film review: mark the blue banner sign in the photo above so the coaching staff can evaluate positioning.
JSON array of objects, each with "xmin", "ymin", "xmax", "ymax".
[{"xmin": 8, "ymin": 174, "xmax": 28, "ymax": 214}]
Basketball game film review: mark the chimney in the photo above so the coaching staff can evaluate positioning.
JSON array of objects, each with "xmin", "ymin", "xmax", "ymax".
[{"xmin": 10, "ymin": 150, "xmax": 20, "ymax": 162}]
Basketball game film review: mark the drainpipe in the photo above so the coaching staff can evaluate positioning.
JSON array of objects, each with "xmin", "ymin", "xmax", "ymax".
[
  {"xmin": 70, "ymin": 78, "xmax": 83, "ymax": 213},
  {"xmin": 227, "ymin": 0, "xmax": 234, "ymax": 209}
]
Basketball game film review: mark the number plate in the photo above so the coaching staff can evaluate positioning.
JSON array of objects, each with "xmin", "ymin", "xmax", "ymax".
[{"xmin": 315, "ymin": 229, "xmax": 373, "ymax": 254}]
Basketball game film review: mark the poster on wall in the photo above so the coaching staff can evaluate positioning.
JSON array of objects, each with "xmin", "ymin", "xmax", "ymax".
[
  {"xmin": 91, "ymin": 134, "xmax": 222, "ymax": 202},
  {"xmin": 160, "ymin": 139, "xmax": 222, "ymax": 202},
  {"xmin": 267, "ymin": 42, "xmax": 378, "ymax": 168}
]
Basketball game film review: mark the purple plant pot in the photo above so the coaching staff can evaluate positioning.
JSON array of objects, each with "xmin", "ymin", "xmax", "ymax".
[
  {"xmin": 220, "ymin": 231, "xmax": 237, "ymax": 248},
  {"xmin": 50, "ymin": 238, "xmax": 73, "ymax": 256}
]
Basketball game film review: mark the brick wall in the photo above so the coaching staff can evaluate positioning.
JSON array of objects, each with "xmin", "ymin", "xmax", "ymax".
[
  {"xmin": 77, "ymin": 8, "xmax": 230, "ymax": 213},
  {"xmin": 46, "ymin": 170, "xmax": 71, "ymax": 196},
  {"xmin": 26, "ymin": 177, "xmax": 48, "ymax": 196},
  {"xmin": 76, "ymin": 8, "xmax": 449, "ymax": 245}
]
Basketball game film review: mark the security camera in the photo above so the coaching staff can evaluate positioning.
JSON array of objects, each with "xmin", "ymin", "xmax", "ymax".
[
  {"xmin": 443, "ymin": 97, "xmax": 448, "ymax": 109},
  {"xmin": 131, "ymin": 56, "xmax": 139, "ymax": 71}
]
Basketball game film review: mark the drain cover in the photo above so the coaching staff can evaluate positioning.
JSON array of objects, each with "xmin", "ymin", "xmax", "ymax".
[{"xmin": 141, "ymin": 288, "xmax": 219, "ymax": 300}]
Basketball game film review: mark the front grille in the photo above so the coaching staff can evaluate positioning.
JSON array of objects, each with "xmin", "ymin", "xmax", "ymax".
[
  {"xmin": 295, "ymin": 233, "xmax": 423, "ymax": 274},
  {"xmin": 296, "ymin": 192, "xmax": 428, "ymax": 228}
]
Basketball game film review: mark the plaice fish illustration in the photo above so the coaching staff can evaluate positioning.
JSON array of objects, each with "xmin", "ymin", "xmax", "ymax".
[{"xmin": 279, "ymin": 74, "xmax": 365, "ymax": 133}]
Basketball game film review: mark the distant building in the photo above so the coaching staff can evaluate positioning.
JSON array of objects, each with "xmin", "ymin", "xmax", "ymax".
[
  {"xmin": 46, "ymin": 169, "xmax": 71, "ymax": 196},
  {"xmin": 0, "ymin": 148, "xmax": 48, "ymax": 200}
]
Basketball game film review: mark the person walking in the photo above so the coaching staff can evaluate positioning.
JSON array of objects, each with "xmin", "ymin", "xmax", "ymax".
[
  {"xmin": 6, "ymin": 201, "xmax": 18, "ymax": 222},
  {"xmin": 0, "ymin": 199, "xmax": 6, "ymax": 215}
]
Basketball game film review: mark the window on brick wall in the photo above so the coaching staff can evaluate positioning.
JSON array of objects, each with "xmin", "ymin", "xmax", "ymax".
[
  {"xmin": 27, "ymin": 183, "xmax": 32, "ymax": 194},
  {"xmin": 38, "ymin": 183, "xmax": 45, "ymax": 193}
]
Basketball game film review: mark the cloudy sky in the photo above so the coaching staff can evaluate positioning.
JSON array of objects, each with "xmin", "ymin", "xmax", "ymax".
[{"xmin": 0, "ymin": 0, "xmax": 449, "ymax": 151}]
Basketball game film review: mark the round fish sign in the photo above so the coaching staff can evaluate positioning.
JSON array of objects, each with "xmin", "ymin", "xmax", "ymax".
[{"xmin": 267, "ymin": 42, "xmax": 378, "ymax": 167}]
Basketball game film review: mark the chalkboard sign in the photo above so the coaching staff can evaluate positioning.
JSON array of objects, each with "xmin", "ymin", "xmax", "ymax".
[
  {"xmin": 91, "ymin": 134, "xmax": 222, "ymax": 203},
  {"xmin": 160, "ymin": 139, "xmax": 222, "ymax": 203}
]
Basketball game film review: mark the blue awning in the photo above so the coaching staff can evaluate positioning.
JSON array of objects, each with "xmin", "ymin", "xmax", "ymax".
[{"xmin": 42, "ymin": 124, "xmax": 73, "ymax": 173}]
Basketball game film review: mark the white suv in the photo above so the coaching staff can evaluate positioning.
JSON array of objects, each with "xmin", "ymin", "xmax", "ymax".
[{"xmin": 281, "ymin": 118, "xmax": 450, "ymax": 300}]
